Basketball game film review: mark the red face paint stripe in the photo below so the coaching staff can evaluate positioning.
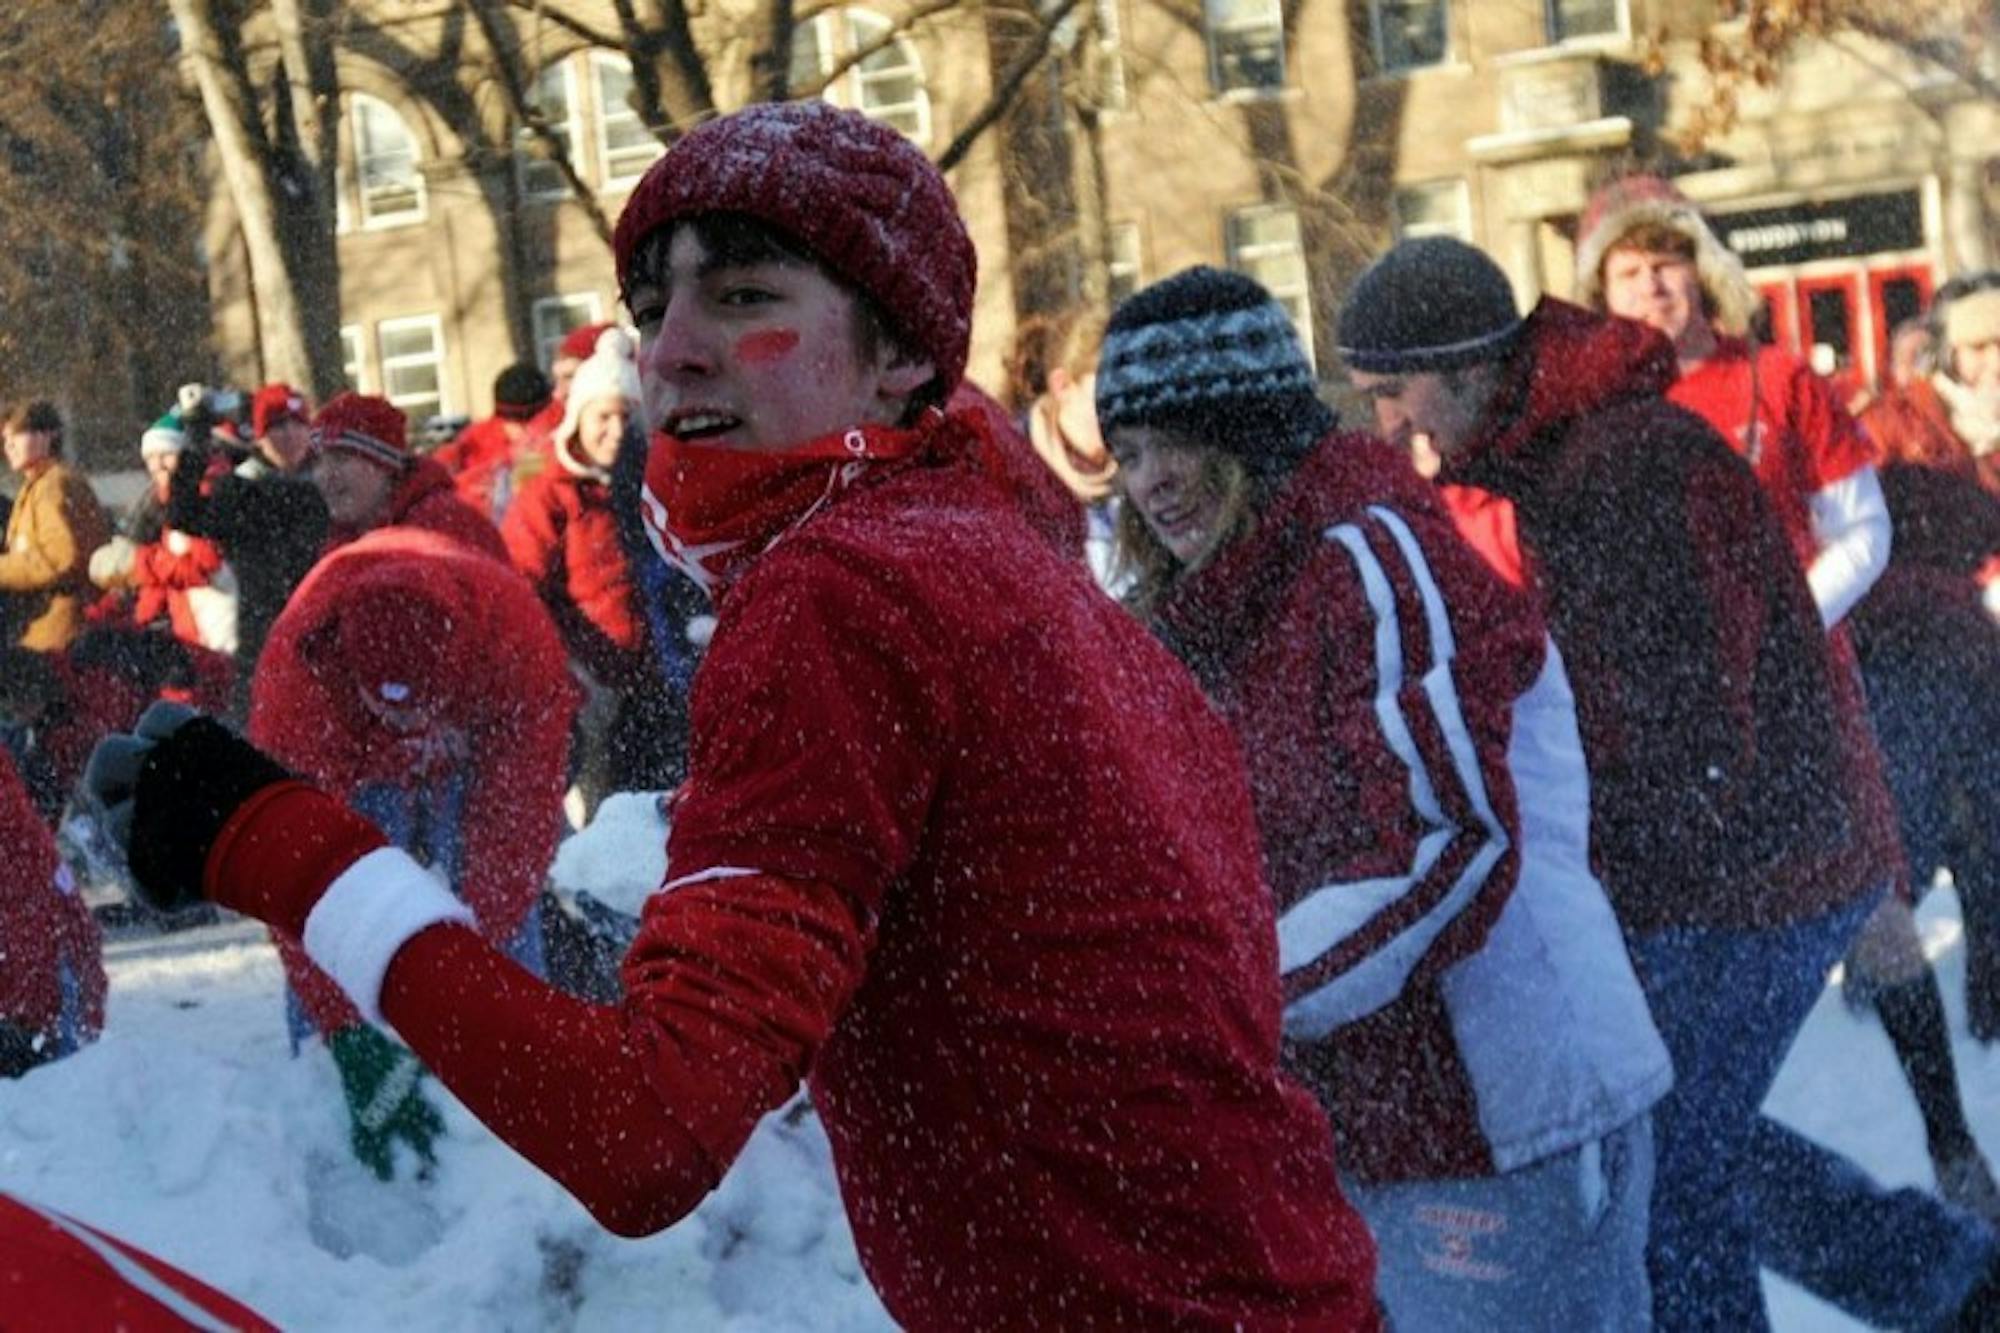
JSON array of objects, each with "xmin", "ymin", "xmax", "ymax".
[{"xmin": 735, "ymin": 329, "xmax": 799, "ymax": 365}]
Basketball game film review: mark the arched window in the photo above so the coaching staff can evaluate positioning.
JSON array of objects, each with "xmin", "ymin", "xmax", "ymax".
[
  {"xmin": 518, "ymin": 61, "xmax": 581, "ymax": 198},
  {"xmin": 590, "ymin": 54, "xmax": 664, "ymax": 190},
  {"xmin": 349, "ymin": 94, "xmax": 425, "ymax": 226},
  {"xmin": 789, "ymin": 8, "xmax": 932, "ymax": 143}
]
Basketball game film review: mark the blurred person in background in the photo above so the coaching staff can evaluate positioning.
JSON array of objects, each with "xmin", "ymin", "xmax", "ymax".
[
  {"xmin": 435, "ymin": 362, "xmax": 552, "ymax": 526},
  {"xmin": 0, "ymin": 401, "xmax": 111, "ymax": 652}
]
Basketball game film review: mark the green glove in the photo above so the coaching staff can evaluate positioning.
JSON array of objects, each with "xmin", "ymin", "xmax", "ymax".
[{"xmin": 327, "ymin": 1025, "xmax": 445, "ymax": 1182}]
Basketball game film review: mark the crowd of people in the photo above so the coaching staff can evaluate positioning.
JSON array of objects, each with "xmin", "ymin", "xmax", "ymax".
[{"xmin": 3, "ymin": 99, "xmax": 1999, "ymax": 1329}]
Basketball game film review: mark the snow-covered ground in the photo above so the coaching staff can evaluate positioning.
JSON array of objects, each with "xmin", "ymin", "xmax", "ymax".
[{"xmin": 2, "ymin": 796, "xmax": 1992, "ymax": 1330}]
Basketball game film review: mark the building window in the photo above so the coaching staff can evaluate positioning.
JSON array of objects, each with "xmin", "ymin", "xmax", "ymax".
[
  {"xmin": 1371, "ymin": 0, "xmax": 1448, "ymax": 73},
  {"xmin": 1204, "ymin": 0, "xmax": 1285, "ymax": 95},
  {"xmin": 1546, "ymin": 0, "xmax": 1623, "ymax": 42},
  {"xmin": 1226, "ymin": 205, "xmax": 1314, "ymax": 365},
  {"xmin": 518, "ymin": 60, "xmax": 581, "ymax": 198},
  {"xmin": 339, "ymin": 325, "xmax": 366, "ymax": 392},
  {"xmin": 1393, "ymin": 180, "xmax": 1471, "ymax": 241},
  {"xmin": 377, "ymin": 315, "xmax": 447, "ymax": 424},
  {"xmin": 790, "ymin": 9, "xmax": 933, "ymax": 142},
  {"xmin": 350, "ymin": 94, "xmax": 425, "ymax": 227},
  {"xmin": 1107, "ymin": 222, "xmax": 1143, "ymax": 305},
  {"xmin": 532, "ymin": 294, "xmax": 605, "ymax": 369},
  {"xmin": 591, "ymin": 54, "xmax": 663, "ymax": 190}
]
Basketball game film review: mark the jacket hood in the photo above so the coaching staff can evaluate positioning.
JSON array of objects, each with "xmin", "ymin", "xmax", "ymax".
[
  {"xmin": 1450, "ymin": 299, "xmax": 1678, "ymax": 485},
  {"xmin": 1574, "ymin": 175, "xmax": 1760, "ymax": 336}
]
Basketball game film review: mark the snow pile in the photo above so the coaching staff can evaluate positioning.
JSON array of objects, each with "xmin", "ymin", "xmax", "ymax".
[{"xmin": 1, "ymin": 797, "xmax": 1992, "ymax": 1330}]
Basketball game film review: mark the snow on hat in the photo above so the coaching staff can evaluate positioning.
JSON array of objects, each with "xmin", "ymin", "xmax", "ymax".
[
  {"xmin": 493, "ymin": 363, "xmax": 553, "ymax": 421},
  {"xmin": 1095, "ymin": 266, "xmax": 1334, "ymax": 475},
  {"xmin": 251, "ymin": 383, "xmax": 308, "ymax": 438},
  {"xmin": 556, "ymin": 328, "xmax": 641, "ymax": 457},
  {"xmin": 140, "ymin": 412, "xmax": 188, "ymax": 459},
  {"xmin": 556, "ymin": 321, "xmax": 614, "ymax": 367},
  {"xmin": 312, "ymin": 392, "xmax": 409, "ymax": 471},
  {"xmin": 1336, "ymin": 238, "xmax": 1524, "ymax": 375},
  {"xmin": 611, "ymin": 101, "xmax": 976, "ymax": 394},
  {"xmin": 1573, "ymin": 173, "xmax": 1759, "ymax": 335}
]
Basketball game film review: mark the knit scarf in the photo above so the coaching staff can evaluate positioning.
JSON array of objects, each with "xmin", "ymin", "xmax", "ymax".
[{"xmin": 640, "ymin": 413, "xmax": 942, "ymax": 597}]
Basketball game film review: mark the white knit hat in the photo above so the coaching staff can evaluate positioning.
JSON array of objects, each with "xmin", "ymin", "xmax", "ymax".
[{"xmin": 556, "ymin": 328, "xmax": 641, "ymax": 454}]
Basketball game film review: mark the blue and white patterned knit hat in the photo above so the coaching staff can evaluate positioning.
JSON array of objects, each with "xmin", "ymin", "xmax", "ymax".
[{"xmin": 1095, "ymin": 266, "xmax": 1335, "ymax": 475}]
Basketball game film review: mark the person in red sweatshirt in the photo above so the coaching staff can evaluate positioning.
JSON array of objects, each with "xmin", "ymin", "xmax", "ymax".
[
  {"xmin": 1336, "ymin": 235, "xmax": 1998, "ymax": 1332},
  {"xmin": 1098, "ymin": 265, "xmax": 1670, "ymax": 1329},
  {"xmin": 248, "ymin": 527, "xmax": 576, "ymax": 1178},
  {"xmin": 1578, "ymin": 174, "xmax": 2000, "ymax": 1284},
  {"xmin": 433, "ymin": 362, "xmax": 553, "ymax": 525},
  {"xmin": 308, "ymin": 392, "xmax": 507, "ymax": 562},
  {"xmin": 87, "ymin": 102, "xmax": 1379, "ymax": 1330}
]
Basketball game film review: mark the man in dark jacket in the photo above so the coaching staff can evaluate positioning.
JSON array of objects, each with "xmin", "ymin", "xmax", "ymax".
[
  {"xmin": 1336, "ymin": 236, "xmax": 1994, "ymax": 1331},
  {"xmin": 167, "ymin": 383, "xmax": 329, "ymax": 719}
]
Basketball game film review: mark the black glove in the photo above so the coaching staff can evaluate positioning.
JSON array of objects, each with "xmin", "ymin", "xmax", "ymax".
[{"xmin": 82, "ymin": 701, "xmax": 293, "ymax": 913}]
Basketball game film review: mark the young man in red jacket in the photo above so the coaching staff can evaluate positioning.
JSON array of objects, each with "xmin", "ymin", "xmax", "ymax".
[
  {"xmin": 88, "ymin": 102, "xmax": 1379, "ymax": 1331},
  {"xmin": 1336, "ymin": 236, "xmax": 1996, "ymax": 1331},
  {"xmin": 308, "ymin": 392, "xmax": 507, "ymax": 562}
]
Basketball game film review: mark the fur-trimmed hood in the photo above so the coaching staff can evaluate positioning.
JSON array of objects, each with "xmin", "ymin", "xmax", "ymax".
[{"xmin": 1575, "ymin": 174, "xmax": 1760, "ymax": 336}]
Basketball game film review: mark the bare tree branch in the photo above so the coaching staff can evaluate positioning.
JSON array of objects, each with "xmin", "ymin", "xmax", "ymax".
[{"xmin": 938, "ymin": 0, "xmax": 1083, "ymax": 170}]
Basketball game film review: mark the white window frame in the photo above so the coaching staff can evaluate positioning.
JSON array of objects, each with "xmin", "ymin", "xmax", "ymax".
[
  {"xmin": 590, "ymin": 53, "xmax": 663, "ymax": 191},
  {"xmin": 1226, "ymin": 204, "xmax": 1315, "ymax": 367},
  {"xmin": 1090, "ymin": 0, "xmax": 1128, "ymax": 112},
  {"xmin": 376, "ymin": 314, "xmax": 449, "ymax": 422},
  {"xmin": 518, "ymin": 59, "xmax": 582, "ymax": 199},
  {"xmin": 791, "ymin": 9, "xmax": 933, "ymax": 143},
  {"xmin": 1392, "ymin": 179, "xmax": 1472, "ymax": 241},
  {"xmin": 350, "ymin": 93, "xmax": 427, "ymax": 229},
  {"xmin": 1544, "ymin": 0, "xmax": 1627, "ymax": 46},
  {"xmin": 339, "ymin": 325, "xmax": 368, "ymax": 393},
  {"xmin": 1369, "ymin": 0, "xmax": 1450, "ymax": 74},
  {"xmin": 532, "ymin": 293, "xmax": 606, "ymax": 370},
  {"xmin": 1204, "ymin": 0, "xmax": 1286, "ymax": 96},
  {"xmin": 1106, "ymin": 221, "xmax": 1143, "ymax": 305}
]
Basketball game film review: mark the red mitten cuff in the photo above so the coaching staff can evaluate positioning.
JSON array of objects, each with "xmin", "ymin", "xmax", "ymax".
[{"xmin": 203, "ymin": 781, "xmax": 390, "ymax": 938}]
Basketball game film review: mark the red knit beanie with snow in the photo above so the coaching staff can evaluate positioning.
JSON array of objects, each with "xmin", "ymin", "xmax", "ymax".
[
  {"xmin": 611, "ymin": 102, "xmax": 977, "ymax": 394},
  {"xmin": 312, "ymin": 392, "xmax": 410, "ymax": 471}
]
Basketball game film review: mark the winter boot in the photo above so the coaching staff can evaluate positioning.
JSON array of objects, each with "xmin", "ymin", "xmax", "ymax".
[{"xmin": 1876, "ymin": 970, "xmax": 1998, "ymax": 1223}]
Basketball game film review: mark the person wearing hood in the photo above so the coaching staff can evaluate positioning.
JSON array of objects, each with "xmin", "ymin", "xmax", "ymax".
[
  {"xmin": 0, "ymin": 401, "xmax": 111, "ymax": 652},
  {"xmin": 503, "ymin": 327, "xmax": 685, "ymax": 813},
  {"xmin": 246, "ymin": 527, "xmax": 578, "ymax": 1180},
  {"xmin": 1337, "ymin": 236, "xmax": 1996, "ymax": 1331},
  {"xmin": 1579, "ymin": 174, "xmax": 2000, "ymax": 1279},
  {"xmin": 308, "ymin": 392, "xmax": 506, "ymax": 562},
  {"xmin": 86, "ymin": 101, "xmax": 1382, "ymax": 1330},
  {"xmin": 1101, "ymin": 265, "xmax": 1671, "ymax": 1330}
]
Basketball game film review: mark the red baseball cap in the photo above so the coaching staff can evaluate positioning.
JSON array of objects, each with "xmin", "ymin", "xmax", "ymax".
[{"xmin": 251, "ymin": 383, "xmax": 309, "ymax": 439}]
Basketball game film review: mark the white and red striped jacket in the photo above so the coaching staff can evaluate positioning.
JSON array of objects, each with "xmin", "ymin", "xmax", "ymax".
[{"xmin": 1155, "ymin": 433, "xmax": 1671, "ymax": 1184}]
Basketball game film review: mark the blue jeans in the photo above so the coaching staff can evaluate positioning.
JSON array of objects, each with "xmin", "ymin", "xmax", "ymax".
[
  {"xmin": 1631, "ymin": 889, "xmax": 1992, "ymax": 1330},
  {"xmin": 1345, "ymin": 1115, "xmax": 1655, "ymax": 1332},
  {"xmin": 1749, "ymin": 1116, "xmax": 1995, "ymax": 1329}
]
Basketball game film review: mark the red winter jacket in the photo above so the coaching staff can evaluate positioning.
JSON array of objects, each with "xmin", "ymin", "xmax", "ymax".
[
  {"xmin": 1668, "ymin": 338, "xmax": 1904, "ymax": 901},
  {"xmin": 1439, "ymin": 300, "xmax": 1866, "ymax": 932},
  {"xmin": 221, "ymin": 416, "xmax": 1380, "ymax": 1330},
  {"xmin": 0, "ymin": 1193, "xmax": 277, "ymax": 1331},
  {"xmin": 434, "ymin": 415, "xmax": 520, "ymax": 522},
  {"xmin": 0, "ymin": 747, "xmax": 103, "ymax": 1045},
  {"xmin": 326, "ymin": 457, "xmax": 509, "ymax": 563},
  {"xmin": 250, "ymin": 529, "xmax": 577, "ymax": 1034},
  {"xmin": 501, "ymin": 455, "xmax": 651, "ymax": 689},
  {"xmin": 1154, "ymin": 434, "xmax": 1668, "ymax": 1182}
]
